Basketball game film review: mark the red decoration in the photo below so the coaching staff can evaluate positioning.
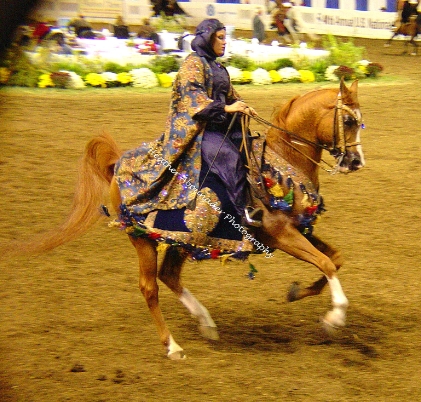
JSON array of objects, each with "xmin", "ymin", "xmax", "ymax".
[
  {"xmin": 210, "ymin": 249, "xmax": 221, "ymax": 259},
  {"xmin": 305, "ymin": 206, "xmax": 318, "ymax": 215},
  {"xmin": 263, "ymin": 177, "xmax": 275, "ymax": 188},
  {"xmin": 148, "ymin": 232, "xmax": 161, "ymax": 240}
]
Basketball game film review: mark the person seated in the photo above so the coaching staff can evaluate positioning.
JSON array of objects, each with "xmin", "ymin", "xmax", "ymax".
[
  {"xmin": 137, "ymin": 18, "xmax": 160, "ymax": 45},
  {"xmin": 113, "ymin": 15, "xmax": 130, "ymax": 39},
  {"xmin": 52, "ymin": 33, "xmax": 72, "ymax": 55},
  {"xmin": 115, "ymin": 18, "xmax": 263, "ymax": 228},
  {"xmin": 69, "ymin": 15, "xmax": 95, "ymax": 38}
]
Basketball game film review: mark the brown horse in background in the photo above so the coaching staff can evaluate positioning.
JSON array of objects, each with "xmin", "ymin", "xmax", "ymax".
[
  {"xmin": 10, "ymin": 80, "xmax": 365, "ymax": 359},
  {"xmin": 385, "ymin": 18, "xmax": 421, "ymax": 55}
]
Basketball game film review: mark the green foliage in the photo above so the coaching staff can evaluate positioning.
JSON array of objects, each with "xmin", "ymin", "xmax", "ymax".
[
  {"xmin": 366, "ymin": 62, "xmax": 384, "ymax": 77},
  {"xmin": 225, "ymin": 54, "xmax": 256, "ymax": 71},
  {"xmin": 2, "ymin": 45, "xmax": 41, "ymax": 87},
  {"xmin": 151, "ymin": 14, "xmax": 188, "ymax": 33},
  {"xmin": 306, "ymin": 58, "xmax": 331, "ymax": 82},
  {"xmin": 322, "ymin": 34, "xmax": 366, "ymax": 67},
  {"xmin": 148, "ymin": 55, "xmax": 180, "ymax": 74},
  {"xmin": 102, "ymin": 61, "xmax": 132, "ymax": 73},
  {"xmin": 273, "ymin": 58, "xmax": 295, "ymax": 70}
]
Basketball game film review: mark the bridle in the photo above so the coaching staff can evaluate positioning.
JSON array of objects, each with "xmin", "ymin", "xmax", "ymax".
[{"xmin": 243, "ymin": 90, "xmax": 363, "ymax": 174}]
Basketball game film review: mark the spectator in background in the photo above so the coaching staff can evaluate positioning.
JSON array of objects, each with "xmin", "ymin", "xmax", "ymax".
[
  {"xmin": 252, "ymin": 7, "xmax": 266, "ymax": 43},
  {"xmin": 284, "ymin": 1, "xmax": 319, "ymax": 43},
  {"xmin": 69, "ymin": 15, "xmax": 95, "ymax": 38},
  {"xmin": 32, "ymin": 16, "xmax": 51, "ymax": 43},
  {"xmin": 114, "ymin": 15, "xmax": 130, "ymax": 39},
  {"xmin": 271, "ymin": 2, "xmax": 292, "ymax": 44},
  {"xmin": 52, "ymin": 33, "xmax": 72, "ymax": 55},
  {"xmin": 137, "ymin": 18, "xmax": 160, "ymax": 45}
]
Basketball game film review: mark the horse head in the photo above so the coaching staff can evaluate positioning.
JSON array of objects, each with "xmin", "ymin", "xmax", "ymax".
[
  {"xmin": 267, "ymin": 79, "xmax": 365, "ymax": 177},
  {"xmin": 308, "ymin": 79, "xmax": 365, "ymax": 173},
  {"xmin": 332, "ymin": 79, "xmax": 365, "ymax": 173}
]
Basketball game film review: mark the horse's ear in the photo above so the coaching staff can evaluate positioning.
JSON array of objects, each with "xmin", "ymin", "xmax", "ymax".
[
  {"xmin": 339, "ymin": 76, "xmax": 345, "ymax": 92},
  {"xmin": 340, "ymin": 78, "xmax": 359, "ymax": 102},
  {"xmin": 349, "ymin": 79, "xmax": 358, "ymax": 95}
]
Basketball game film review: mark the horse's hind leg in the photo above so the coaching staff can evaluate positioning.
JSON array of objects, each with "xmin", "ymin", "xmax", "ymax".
[
  {"xmin": 130, "ymin": 237, "xmax": 185, "ymax": 360},
  {"xmin": 158, "ymin": 247, "xmax": 219, "ymax": 341},
  {"xmin": 287, "ymin": 234, "xmax": 344, "ymax": 302}
]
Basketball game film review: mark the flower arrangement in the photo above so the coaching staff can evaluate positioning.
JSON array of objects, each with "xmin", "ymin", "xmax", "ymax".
[
  {"xmin": 130, "ymin": 68, "xmax": 159, "ymax": 88},
  {"xmin": 50, "ymin": 71, "xmax": 71, "ymax": 88},
  {"xmin": 298, "ymin": 69, "xmax": 315, "ymax": 83},
  {"xmin": 251, "ymin": 68, "xmax": 272, "ymax": 85},
  {"xmin": 66, "ymin": 71, "xmax": 85, "ymax": 89},
  {"xmin": 85, "ymin": 72, "xmax": 107, "ymax": 88},
  {"xmin": 31, "ymin": 58, "xmax": 382, "ymax": 89},
  {"xmin": 278, "ymin": 67, "xmax": 301, "ymax": 83},
  {"xmin": 3, "ymin": 33, "xmax": 383, "ymax": 89},
  {"xmin": 226, "ymin": 66, "xmax": 242, "ymax": 83},
  {"xmin": 269, "ymin": 70, "xmax": 282, "ymax": 83},
  {"xmin": 325, "ymin": 65, "xmax": 340, "ymax": 81},
  {"xmin": 0, "ymin": 67, "xmax": 11, "ymax": 84},
  {"xmin": 38, "ymin": 73, "xmax": 54, "ymax": 88},
  {"xmin": 156, "ymin": 72, "xmax": 173, "ymax": 88},
  {"xmin": 333, "ymin": 65, "xmax": 355, "ymax": 81}
]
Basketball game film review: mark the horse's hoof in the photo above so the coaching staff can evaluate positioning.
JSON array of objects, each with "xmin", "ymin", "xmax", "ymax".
[
  {"xmin": 199, "ymin": 325, "xmax": 220, "ymax": 341},
  {"xmin": 168, "ymin": 350, "xmax": 186, "ymax": 360},
  {"xmin": 321, "ymin": 309, "xmax": 346, "ymax": 335},
  {"xmin": 321, "ymin": 317, "xmax": 340, "ymax": 336},
  {"xmin": 287, "ymin": 281, "xmax": 301, "ymax": 302}
]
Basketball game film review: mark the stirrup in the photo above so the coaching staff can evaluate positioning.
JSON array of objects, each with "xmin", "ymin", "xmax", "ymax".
[{"xmin": 244, "ymin": 207, "xmax": 263, "ymax": 228}]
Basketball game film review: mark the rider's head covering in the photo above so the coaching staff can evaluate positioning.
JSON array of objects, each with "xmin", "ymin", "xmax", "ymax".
[{"xmin": 191, "ymin": 18, "xmax": 225, "ymax": 60}]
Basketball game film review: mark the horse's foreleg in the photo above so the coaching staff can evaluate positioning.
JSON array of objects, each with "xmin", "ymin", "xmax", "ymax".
[
  {"xmin": 158, "ymin": 248, "xmax": 219, "ymax": 341},
  {"xmin": 131, "ymin": 237, "xmax": 185, "ymax": 360},
  {"xmin": 409, "ymin": 36, "xmax": 418, "ymax": 55},
  {"xmin": 287, "ymin": 235, "xmax": 344, "ymax": 301},
  {"xmin": 385, "ymin": 32, "xmax": 398, "ymax": 47},
  {"xmin": 260, "ymin": 222, "xmax": 348, "ymax": 329}
]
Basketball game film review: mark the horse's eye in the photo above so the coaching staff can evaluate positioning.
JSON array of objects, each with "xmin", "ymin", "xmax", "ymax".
[{"xmin": 343, "ymin": 115, "xmax": 356, "ymax": 126}]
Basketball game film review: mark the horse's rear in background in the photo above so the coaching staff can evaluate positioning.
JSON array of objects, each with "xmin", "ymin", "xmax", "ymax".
[{"xmin": 385, "ymin": 17, "xmax": 421, "ymax": 55}]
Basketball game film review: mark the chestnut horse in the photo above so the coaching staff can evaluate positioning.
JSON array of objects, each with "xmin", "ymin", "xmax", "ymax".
[
  {"xmin": 15, "ymin": 79, "xmax": 364, "ymax": 359},
  {"xmin": 385, "ymin": 18, "xmax": 421, "ymax": 55}
]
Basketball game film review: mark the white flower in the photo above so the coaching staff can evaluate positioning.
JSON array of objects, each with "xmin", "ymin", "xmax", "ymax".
[
  {"xmin": 130, "ymin": 68, "xmax": 159, "ymax": 88},
  {"xmin": 167, "ymin": 71, "xmax": 178, "ymax": 81},
  {"xmin": 61, "ymin": 70, "xmax": 85, "ymax": 89},
  {"xmin": 325, "ymin": 65, "xmax": 340, "ymax": 81},
  {"xmin": 100, "ymin": 72, "xmax": 118, "ymax": 82},
  {"xmin": 226, "ymin": 66, "xmax": 242, "ymax": 83},
  {"xmin": 357, "ymin": 59, "xmax": 370, "ymax": 66},
  {"xmin": 278, "ymin": 67, "xmax": 301, "ymax": 82},
  {"xmin": 251, "ymin": 68, "xmax": 272, "ymax": 85}
]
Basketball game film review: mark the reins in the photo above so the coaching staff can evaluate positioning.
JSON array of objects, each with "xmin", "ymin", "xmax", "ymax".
[{"xmin": 242, "ymin": 90, "xmax": 362, "ymax": 174}]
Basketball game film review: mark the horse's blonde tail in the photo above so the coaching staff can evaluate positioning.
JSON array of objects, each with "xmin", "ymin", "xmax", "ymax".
[{"xmin": 8, "ymin": 132, "xmax": 123, "ymax": 256}]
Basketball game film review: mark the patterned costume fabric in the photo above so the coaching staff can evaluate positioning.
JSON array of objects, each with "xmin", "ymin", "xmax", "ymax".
[
  {"xmin": 112, "ymin": 19, "xmax": 265, "ymax": 259},
  {"xmin": 114, "ymin": 19, "xmax": 242, "ymax": 217}
]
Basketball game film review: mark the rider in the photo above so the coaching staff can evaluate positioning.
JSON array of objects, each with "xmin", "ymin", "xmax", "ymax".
[{"xmin": 115, "ymin": 18, "xmax": 262, "ymax": 227}]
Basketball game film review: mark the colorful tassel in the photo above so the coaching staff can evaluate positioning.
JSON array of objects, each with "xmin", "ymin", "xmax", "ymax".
[
  {"xmin": 268, "ymin": 183, "xmax": 284, "ymax": 197},
  {"xmin": 157, "ymin": 243, "xmax": 170, "ymax": 253},
  {"xmin": 301, "ymin": 192, "xmax": 312, "ymax": 208},
  {"xmin": 283, "ymin": 188, "xmax": 294, "ymax": 206}
]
